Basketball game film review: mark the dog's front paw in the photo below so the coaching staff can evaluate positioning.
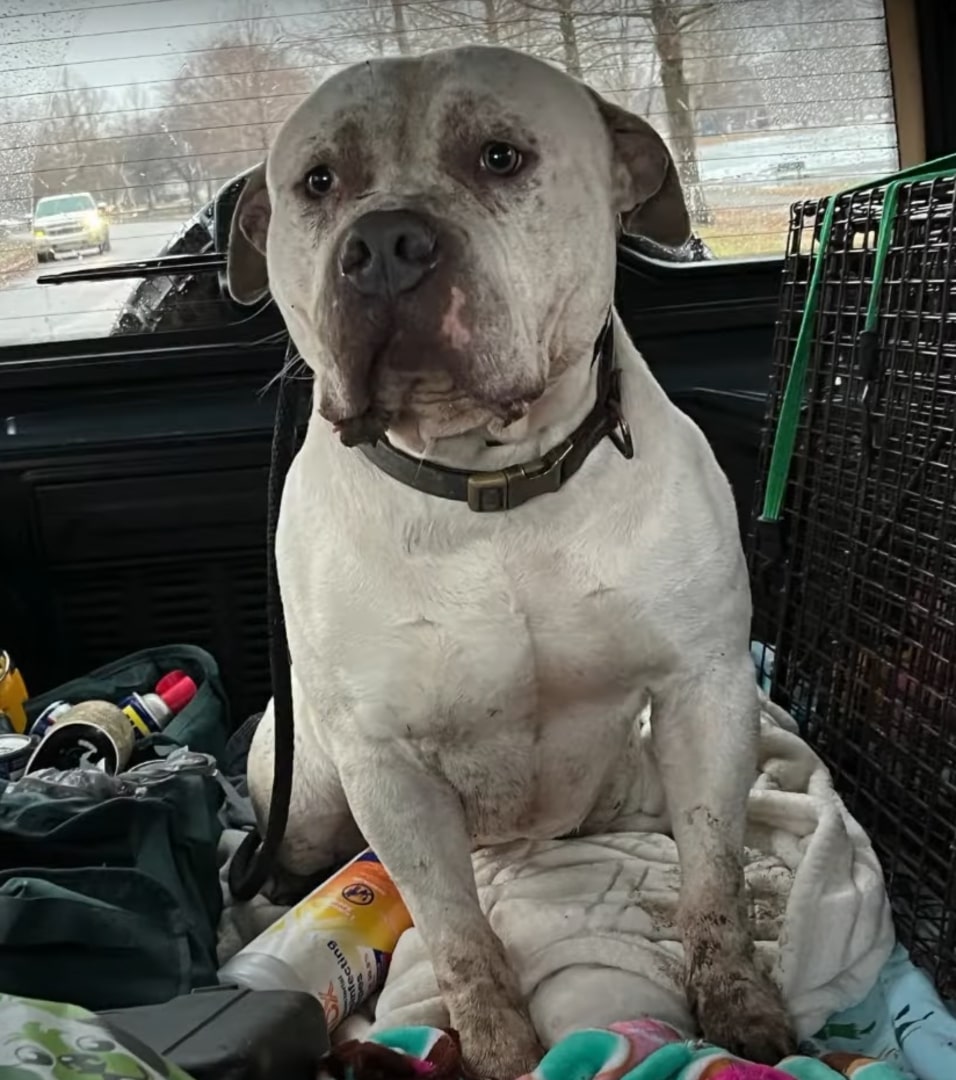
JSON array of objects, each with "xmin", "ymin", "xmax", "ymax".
[
  {"xmin": 454, "ymin": 1000, "xmax": 543, "ymax": 1079},
  {"xmin": 689, "ymin": 960, "xmax": 796, "ymax": 1065}
]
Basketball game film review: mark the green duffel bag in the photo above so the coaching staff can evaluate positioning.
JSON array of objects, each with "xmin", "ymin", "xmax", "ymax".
[
  {"xmin": 0, "ymin": 644, "xmax": 231, "ymax": 1012},
  {"xmin": 0, "ymin": 767, "xmax": 223, "ymax": 1012},
  {"xmin": 22, "ymin": 644, "xmax": 232, "ymax": 765}
]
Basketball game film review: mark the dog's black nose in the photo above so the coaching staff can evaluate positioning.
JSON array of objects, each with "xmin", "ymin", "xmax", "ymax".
[{"xmin": 339, "ymin": 210, "xmax": 439, "ymax": 297}]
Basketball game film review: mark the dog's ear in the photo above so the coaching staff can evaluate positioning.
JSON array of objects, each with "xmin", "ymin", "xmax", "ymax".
[
  {"xmin": 587, "ymin": 89, "xmax": 690, "ymax": 248},
  {"xmin": 227, "ymin": 161, "xmax": 271, "ymax": 305}
]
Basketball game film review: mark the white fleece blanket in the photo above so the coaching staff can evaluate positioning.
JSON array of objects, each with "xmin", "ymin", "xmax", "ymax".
[{"xmin": 369, "ymin": 695, "xmax": 894, "ymax": 1047}]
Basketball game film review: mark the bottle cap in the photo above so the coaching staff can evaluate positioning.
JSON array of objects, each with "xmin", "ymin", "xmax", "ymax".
[
  {"xmin": 155, "ymin": 670, "xmax": 187, "ymax": 696},
  {"xmin": 156, "ymin": 672, "xmax": 197, "ymax": 715}
]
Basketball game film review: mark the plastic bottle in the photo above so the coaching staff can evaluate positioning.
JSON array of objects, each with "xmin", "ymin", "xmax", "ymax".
[
  {"xmin": 219, "ymin": 849, "xmax": 412, "ymax": 1031},
  {"xmin": 0, "ymin": 651, "xmax": 28, "ymax": 734}
]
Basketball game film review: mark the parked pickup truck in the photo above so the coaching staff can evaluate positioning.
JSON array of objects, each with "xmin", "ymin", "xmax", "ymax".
[{"xmin": 33, "ymin": 192, "xmax": 111, "ymax": 262}]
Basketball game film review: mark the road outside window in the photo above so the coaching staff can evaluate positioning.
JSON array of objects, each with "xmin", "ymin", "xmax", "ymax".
[{"xmin": 0, "ymin": 0, "xmax": 900, "ymax": 348}]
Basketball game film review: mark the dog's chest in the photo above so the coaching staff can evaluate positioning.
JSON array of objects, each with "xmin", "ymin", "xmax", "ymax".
[{"xmin": 284, "ymin": 501, "xmax": 661, "ymax": 841}]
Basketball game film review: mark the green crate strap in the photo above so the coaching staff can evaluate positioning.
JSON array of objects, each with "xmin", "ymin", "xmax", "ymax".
[{"xmin": 759, "ymin": 154, "xmax": 956, "ymax": 527}]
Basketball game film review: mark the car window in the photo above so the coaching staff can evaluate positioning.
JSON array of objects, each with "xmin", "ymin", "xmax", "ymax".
[
  {"xmin": 0, "ymin": 0, "xmax": 904, "ymax": 350},
  {"xmin": 35, "ymin": 195, "xmax": 97, "ymax": 217}
]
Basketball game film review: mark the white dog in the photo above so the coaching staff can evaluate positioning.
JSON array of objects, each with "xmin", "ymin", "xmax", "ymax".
[{"xmin": 228, "ymin": 45, "xmax": 795, "ymax": 1078}]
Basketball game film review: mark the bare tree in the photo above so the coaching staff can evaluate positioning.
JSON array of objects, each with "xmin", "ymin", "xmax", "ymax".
[
  {"xmin": 0, "ymin": 71, "xmax": 181, "ymax": 215},
  {"xmin": 425, "ymin": 0, "xmax": 712, "ymax": 227},
  {"xmin": 0, "ymin": 95, "xmax": 45, "ymax": 222},
  {"xmin": 0, "ymin": 5, "xmax": 83, "ymax": 219},
  {"xmin": 288, "ymin": 0, "xmax": 523, "ymax": 71},
  {"xmin": 391, "ymin": 0, "xmax": 412, "ymax": 53},
  {"xmin": 482, "ymin": 0, "xmax": 500, "ymax": 43},
  {"xmin": 31, "ymin": 72, "xmax": 116, "ymax": 202},
  {"xmin": 107, "ymin": 84, "xmax": 181, "ymax": 212},
  {"xmin": 514, "ymin": 0, "xmax": 712, "ymax": 225},
  {"xmin": 27, "ymin": 72, "xmax": 190, "ymax": 212},
  {"xmin": 643, "ymin": 0, "xmax": 713, "ymax": 224},
  {"xmin": 156, "ymin": 12, "xmax": 312, "ymax": 209},
  {"xmin": 360, "ymin": 0, "xmax": 404, "ymax": 57},
  {"xmin": 286, "ymin": 0, "xmax": 713, "ymax": 231},
  {"xmin": 556, "ymin": 0, "xmax": 582, "ymax": 76}
]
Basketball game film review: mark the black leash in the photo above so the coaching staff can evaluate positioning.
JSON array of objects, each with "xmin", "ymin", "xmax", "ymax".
[{"xmin": 228, "ymin": 346, "xmax": 302, "ymax": 901}]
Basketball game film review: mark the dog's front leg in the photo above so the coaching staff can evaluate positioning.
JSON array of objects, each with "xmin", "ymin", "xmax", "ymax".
[
  {"xmin": 340, "ymin": 751, "xmax": 542, "ymax": 1080},
  {"xmin": 651, "ymin": 655, "xmax": 797, "ymax": 1064}
]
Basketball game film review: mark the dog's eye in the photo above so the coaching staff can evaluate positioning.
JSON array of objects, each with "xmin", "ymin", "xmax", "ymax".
[
  {"xmin": 480, "ymin": 141, "xmax": 523, "ymax": 177},
  {"xmin": 304, "ymin": 165, "xmax": 336, "ymax": 197}
]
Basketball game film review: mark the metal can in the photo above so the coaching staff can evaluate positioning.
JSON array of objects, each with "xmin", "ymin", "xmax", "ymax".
[
  {"xmin": 0, "ymin": 732, "xmax": 35, "ymax": 781},
  {"xmin": 30, "ymin": 700, "xmax": 72, "ymax": 740},
  {"xmin": 118, "ymin": 692, "xmax": 170, "ymax": 737}
]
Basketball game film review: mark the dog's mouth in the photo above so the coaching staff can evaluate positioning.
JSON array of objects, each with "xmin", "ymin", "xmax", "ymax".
[
  {"xmin": 330, "ymin": 393, "xmax": 537, "ymax": 452},
  {"xmin": 326, "ymin": 360, "xmax": 540, "ymax": 450},
  {"xmin": 332, "ymin": 413, "xmax": 389, "ymax": 447},
  {"xmin": 322, "ymin": 327, "xmax": 546, "ymax": 450}
]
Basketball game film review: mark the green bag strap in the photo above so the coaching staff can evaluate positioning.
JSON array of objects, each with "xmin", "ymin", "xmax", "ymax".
[{"xmin": 759, "ymin": 153, "xmax": 956, "ymax": 527}]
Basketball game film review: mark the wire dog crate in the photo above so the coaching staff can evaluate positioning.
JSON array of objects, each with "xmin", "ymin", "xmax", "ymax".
[{"xmin": 749, "ymin": 160, "xmax": 956, "ymax": 996}]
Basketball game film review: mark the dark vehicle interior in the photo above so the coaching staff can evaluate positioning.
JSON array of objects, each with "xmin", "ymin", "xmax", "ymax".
[
  {"xmin": 1, "ymin": 1, "xmax": 955, "ymax": 1077},
  {"xmin": 7, "ymin": 0, "xmax": 943, "ymax": 712}
]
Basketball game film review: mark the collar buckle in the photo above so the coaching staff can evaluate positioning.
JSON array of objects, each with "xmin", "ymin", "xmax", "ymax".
[{"xmin": 467, "ymin": 439, "xmax": 573, "ymax": 512}]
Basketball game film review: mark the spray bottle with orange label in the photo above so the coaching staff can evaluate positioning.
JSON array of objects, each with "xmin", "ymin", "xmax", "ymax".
[
  {"xmin": 0, "ymin": 651, "xmax": 29, "ymax": 734},
  {"xmin": 219, "ymin": 849, "xmax": 412, "ymax": 1031}
]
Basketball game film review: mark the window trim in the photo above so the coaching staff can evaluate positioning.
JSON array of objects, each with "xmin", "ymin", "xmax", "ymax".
[
  {"xmin": 887, "ymin": 0, "xmax": 927, "ymax": 167},
  {"xmin": 0, "ymin": 328, "xmax": 286, "ymax": 398},
  {"xmin": 0, "ymin": 236, "xmax": 786, "ymax": 400},
  {"xmin": 914, "ymin": 0, "xmax": 956, "ymax": 158}
]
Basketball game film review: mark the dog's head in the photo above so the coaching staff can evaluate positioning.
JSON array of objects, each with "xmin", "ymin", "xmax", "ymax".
[{"xmin": 228, "ymin": 46, "xmax": 688, "ymax": 449}]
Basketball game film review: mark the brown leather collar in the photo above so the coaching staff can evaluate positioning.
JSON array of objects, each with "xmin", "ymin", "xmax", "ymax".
[{"xmin": 357, "ymin": 315, "xmax": 634, "ymax": 512}]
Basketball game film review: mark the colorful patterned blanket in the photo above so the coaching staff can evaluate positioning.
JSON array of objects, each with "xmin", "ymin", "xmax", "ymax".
[{"xmin": 322, "ymin": 1020, "xmax": 904, "ymax": 1080}]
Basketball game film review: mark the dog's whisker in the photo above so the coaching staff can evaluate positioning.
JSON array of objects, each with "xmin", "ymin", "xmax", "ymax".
[
  {"xmin": 258, "ymin": 353, "xmax": 308, "ymax": 397},
  {"xmin": 239, "ymin": 324, "xmax": 290, "ymax": 349},
  {"xmin": 414, "ymin": 439, "xmax": 438, "ymax": 484}
]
